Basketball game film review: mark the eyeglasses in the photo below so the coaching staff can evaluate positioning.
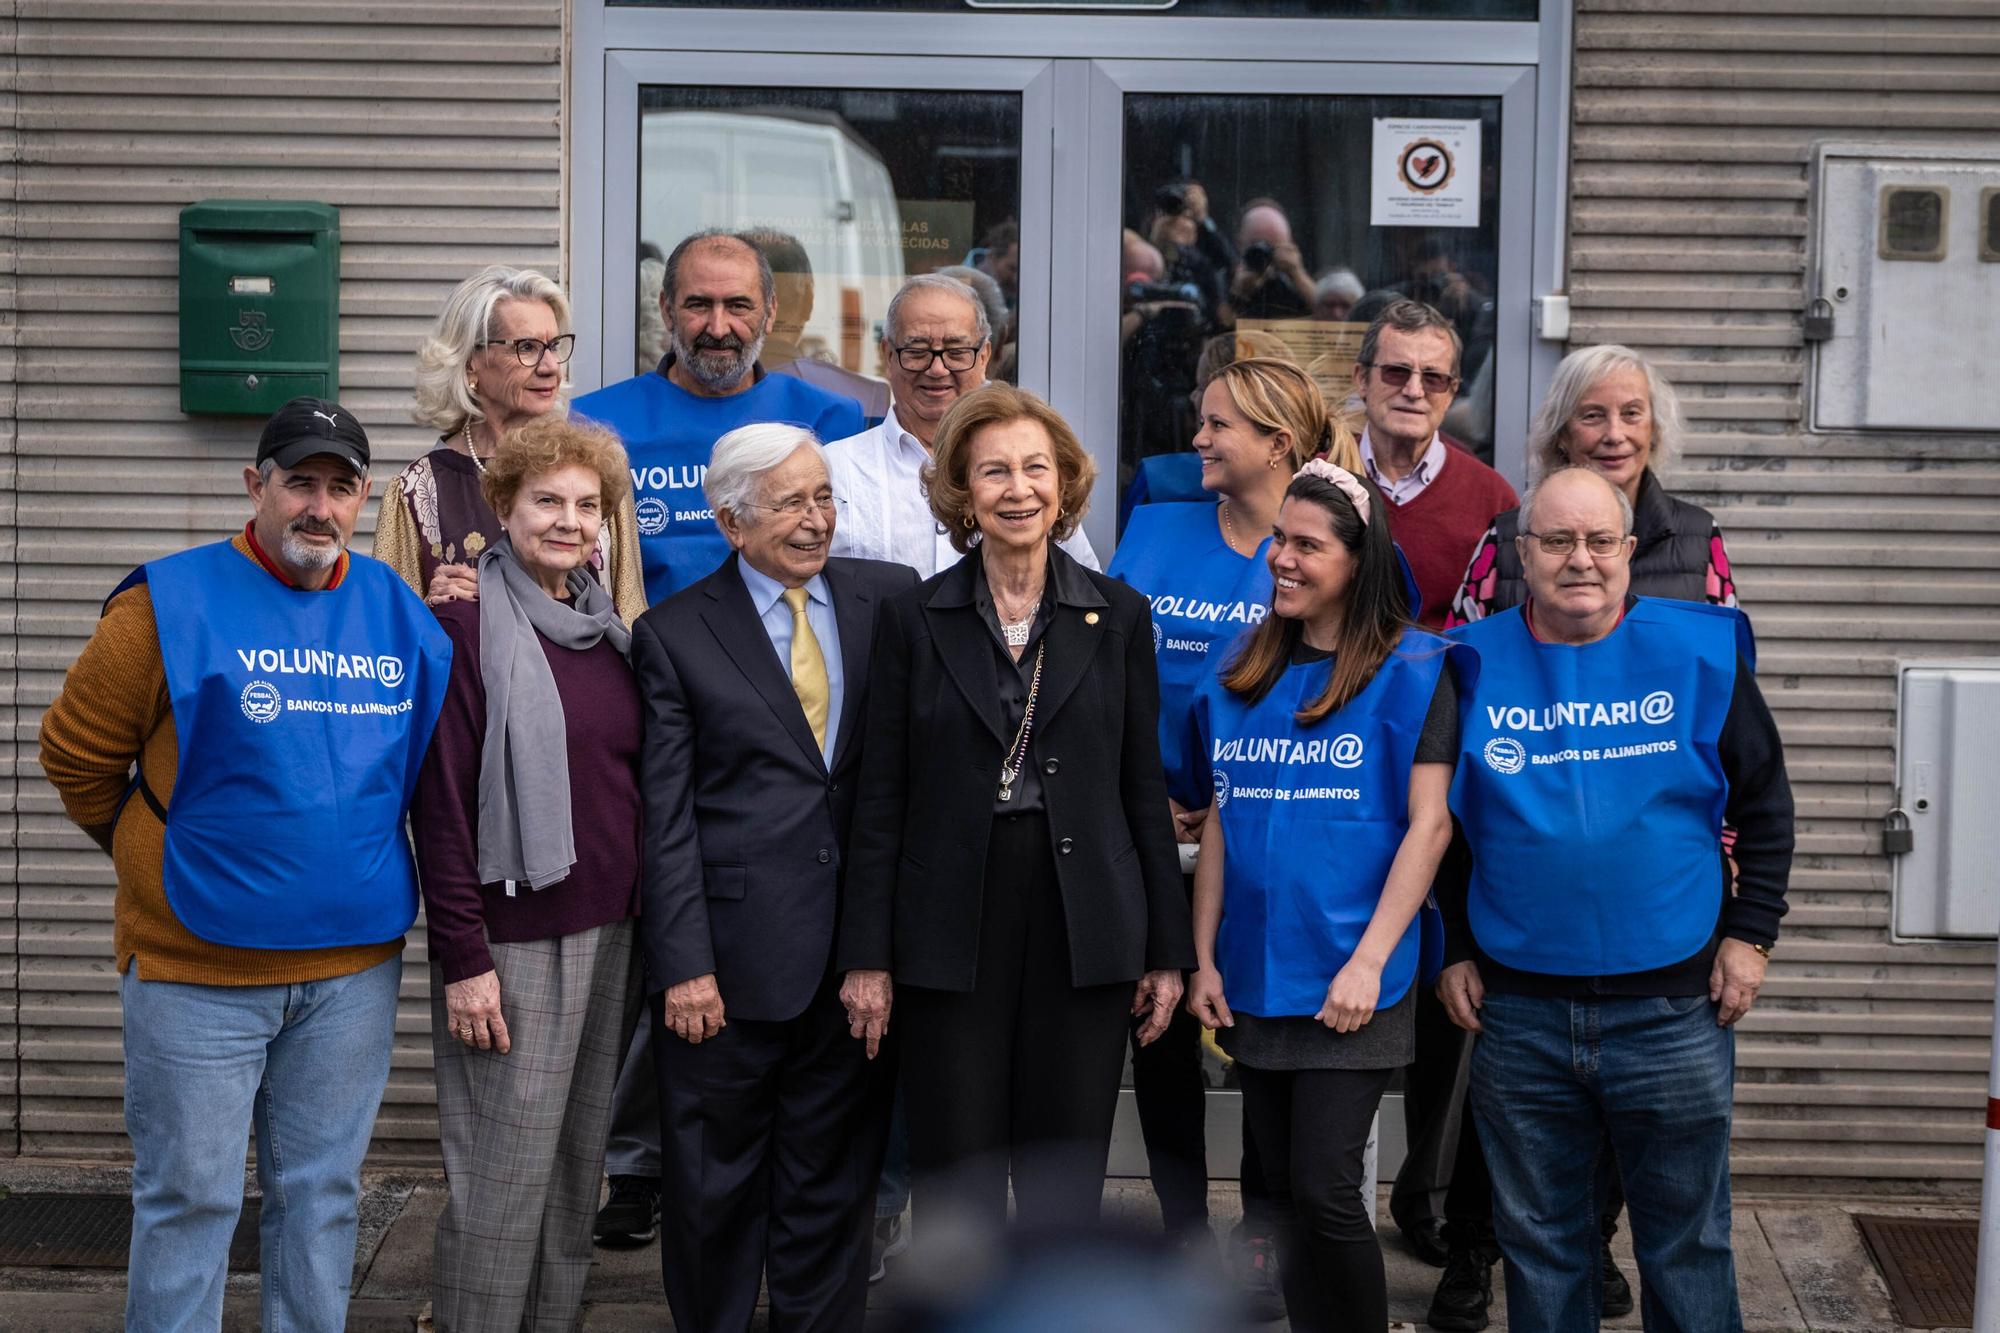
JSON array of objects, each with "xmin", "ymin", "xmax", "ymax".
[
  {"xmin": 478, "ymin": 334, "xmax": 577, "ymax": 367},
  {"xmin": 893, "ymin": 343, "xmax": 982, "ymax": 373},
  {"xmin": 1361, "ymin": 361, "xmax": 1458, "ymax": 396},
  {"xmin": 1521, "ymin": 529, "xmax": 1630, "ymax": 558},
  {"xmin": 749, "ymin": 494, "xmax": 846, "ymax": 519}
]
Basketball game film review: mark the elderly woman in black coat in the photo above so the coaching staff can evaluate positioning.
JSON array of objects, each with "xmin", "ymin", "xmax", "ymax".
[{"xmin": 837, "ymin": 383, "xmax": 1194, "ymax": 1233}]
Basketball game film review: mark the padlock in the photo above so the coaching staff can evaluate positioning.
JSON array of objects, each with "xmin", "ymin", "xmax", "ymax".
[
  {"xmin": 1881, "ymin": 807, "xmax": 1914, "ymax": 856},
  {"xmin": 1802, "ymin": 297, "xmax": 1835, "ymax": 342}
]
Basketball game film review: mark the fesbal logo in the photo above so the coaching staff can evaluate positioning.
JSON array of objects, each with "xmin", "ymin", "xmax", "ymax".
[
  {"xmin": 240, "ymin": 680, "xmax": 283, "ymax": 724},
  {"xmin": 1483, "ymin": 737, "xmax": 1526, "ymax": 775}
]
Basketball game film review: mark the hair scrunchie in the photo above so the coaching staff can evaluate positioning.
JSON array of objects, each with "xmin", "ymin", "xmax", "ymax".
[{"xmin": 1295, "ymin": 457, "xmax": 1371, "ymax": 525}]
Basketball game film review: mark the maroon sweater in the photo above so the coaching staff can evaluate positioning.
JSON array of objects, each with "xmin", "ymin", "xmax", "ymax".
[
  {"xmin": 1381, "ymin": 443, "xmax": 1518, "ymax": 630},
  {"xmin": 413, "ymin": 600, "xmax": 643, "ymax": 983}
]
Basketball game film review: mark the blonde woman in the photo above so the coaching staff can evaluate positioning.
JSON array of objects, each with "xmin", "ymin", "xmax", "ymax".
[{"xmin": 377, "ymin": 265, "xmax": 646, "ymax": 622}]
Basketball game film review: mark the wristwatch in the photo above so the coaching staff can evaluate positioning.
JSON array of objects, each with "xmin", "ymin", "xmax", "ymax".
[{"xmin": 1750, "ymin": 942, "xmax": 1773, "ymax": 960}]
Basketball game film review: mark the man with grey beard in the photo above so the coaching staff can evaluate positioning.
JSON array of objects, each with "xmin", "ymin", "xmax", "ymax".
[
  {"xmin": 575, "ymin": 229, "xmax": 865, "ymax": 606},
  {"xmin": 38, "ymin": 398, "xmax": 450, "ymax": 1332}
]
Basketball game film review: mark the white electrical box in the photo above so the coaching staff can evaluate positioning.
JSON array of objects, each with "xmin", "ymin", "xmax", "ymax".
[
  {"xmin": 1810, "ymin": 144, "xmax": 2000, "ymax": 432},
  {"xmin": 1891, "ymin": 662, "xmax": 2000, "ymax": 941}
]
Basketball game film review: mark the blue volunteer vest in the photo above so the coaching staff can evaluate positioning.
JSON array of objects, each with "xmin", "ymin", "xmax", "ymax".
[
  {"xmin": 574, "ymin": 367, "xmax": 866, "ymax": 604},
  {"xmin": 136, "ymin": 541, "xmax": 451, "ymax": 949},
  {"xmin": 1447, "ymin": 598, "xmax": 1750, "ymax": 975},
  {"xmin": 1109, "ymin": 503, "xmax": 1272, "ymax": 809},
  {"xmin": 1191, "ymin": 633, "xmax": 1456, "ymax": 1017}
]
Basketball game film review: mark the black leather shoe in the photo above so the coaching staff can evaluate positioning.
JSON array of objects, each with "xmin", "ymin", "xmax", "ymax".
[
  {"xmin": 1602, "ymin": 1244, "xmax": 1634, "ymax": 1317},
  {"xmin": 1427, "ymin": 1247, "xmax": 1494, "ymax": 1332},
  {"xmin": 593, "ymin": 1174, "xmax": 660, "ymax": 1247},
  {"xmin": 1402, "ymin": 1215, "xmax": 1451, "ymax": 1267}
]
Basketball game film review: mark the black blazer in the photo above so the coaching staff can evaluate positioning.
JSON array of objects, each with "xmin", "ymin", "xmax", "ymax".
[
  {"xmin": 633, "ymin": 553, "xmax": 918, "ymax": 1023},
  {"xmin": 836, "ymin": 544, "xmax": 1195, "ymax": 992}
]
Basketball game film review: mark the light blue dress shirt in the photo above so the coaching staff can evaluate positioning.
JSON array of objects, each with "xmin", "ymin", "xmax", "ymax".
[{"xmin": 737, "ymin": 558, "xmax": 844, "ymax": 763}]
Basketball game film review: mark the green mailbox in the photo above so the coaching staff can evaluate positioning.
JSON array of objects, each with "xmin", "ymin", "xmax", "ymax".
[{"xmin": 179, "ymin": 199, "xmax": 340, "ymax": 415}]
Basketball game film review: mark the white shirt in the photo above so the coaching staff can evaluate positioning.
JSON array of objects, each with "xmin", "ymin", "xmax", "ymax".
[
  {"xmin": 824, "ymin": 406, "xmax": 1101, "ymax": 578},
  {"xmin": 1360, "ymin": 428, "xmax": 1448, "ymax": 506}
]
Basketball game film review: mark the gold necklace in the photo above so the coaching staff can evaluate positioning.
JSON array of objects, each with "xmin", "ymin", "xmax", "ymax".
[{"xmin": 461, "ymin": 420, "xmax": 489, "ymax": 475}]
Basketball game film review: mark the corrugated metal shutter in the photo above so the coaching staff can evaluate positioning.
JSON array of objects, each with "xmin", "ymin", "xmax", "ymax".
[
  {"xmin": 1570, "ymin": 0, "xmax": 1996, "ymax": 1188},
  {"xmin": 10, "ymin": 0, "xmax": 564, "ymax": 1162}
]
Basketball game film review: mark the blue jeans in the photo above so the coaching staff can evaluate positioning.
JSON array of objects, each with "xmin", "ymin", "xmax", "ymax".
[
  {"xmin": 121, "ymin": 955, "xmax": 402, "ymax": 1333},
  {"xmin": 1470, "ymin": 990, "xmax": 1740, "ymax": 1333}
]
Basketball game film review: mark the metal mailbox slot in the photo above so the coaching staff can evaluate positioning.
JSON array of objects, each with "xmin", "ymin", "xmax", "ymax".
[{"xmin": 179, "ymin": 199, "xmax": 340, "ymax": 415}]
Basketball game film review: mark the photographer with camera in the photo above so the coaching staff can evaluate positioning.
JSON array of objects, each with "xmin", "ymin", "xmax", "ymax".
[{"xmin": 1231, "ymin": 200, "xmax": 1317, "ymax": 321}]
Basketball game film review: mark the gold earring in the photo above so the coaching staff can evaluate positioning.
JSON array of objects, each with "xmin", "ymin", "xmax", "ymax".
[{"xmin": 962, "ymin": 513, "xmax": 976, "ymax": 529}]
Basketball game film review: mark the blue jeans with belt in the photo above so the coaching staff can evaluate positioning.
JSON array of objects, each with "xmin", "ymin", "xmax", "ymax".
[
  {"xmin": 1469, "ymin": 989, "xmax": 1740, "ymax": 1333},
  {"xmin": 120, "ymin": 955, "xmax": 401, "ymax": 1333}
]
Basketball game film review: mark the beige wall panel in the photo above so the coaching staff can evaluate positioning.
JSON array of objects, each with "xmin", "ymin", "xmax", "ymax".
[
  {"xmin": 1572, "ymin": 0, "xmax": 2000, "ymax": 1191},
  {"xmin": 7, "ymin": 1, "xmax": 565, "ymax": 1161}
]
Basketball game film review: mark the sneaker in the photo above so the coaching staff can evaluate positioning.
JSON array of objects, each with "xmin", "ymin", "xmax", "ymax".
[
  {"xmin": 1427, "ymin": 1246, "xmax": 1495, "ymax": 1332},
  {"xmin": 1601, "ymin": 1244, "xmax": 1634, "ymax": 1317},
  {"xmin": 869, "ymin": 1212, "xmax": 911, "ymax": 1283},
  {"xmin": 1229, "ymin": 1226, "xmax": 1286, "ymax": 1323},
  {"xmin": 593, "ymin": 1174, "xmax": 660, "ymax": 1248}
]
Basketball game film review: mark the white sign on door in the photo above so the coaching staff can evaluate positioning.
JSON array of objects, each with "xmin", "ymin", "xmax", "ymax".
[{"xmin": 1371, "ymin": 118, "xmax": 1481, "ymax": 228}]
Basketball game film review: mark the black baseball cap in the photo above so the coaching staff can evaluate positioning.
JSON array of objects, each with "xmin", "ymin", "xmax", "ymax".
[{"xmin": 256, "ymin": 397, "xmax": 371, "ymax": 475}]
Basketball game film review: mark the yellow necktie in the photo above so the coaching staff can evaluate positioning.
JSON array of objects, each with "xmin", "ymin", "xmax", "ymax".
[{"xmin": 782, "ymin": 586, "xmax": 830, "ymax": 751}]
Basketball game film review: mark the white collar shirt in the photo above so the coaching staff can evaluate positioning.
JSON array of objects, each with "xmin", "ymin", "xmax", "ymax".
[
  {"xmin": 1359, "ymin": 428, "xmax": 1448, "ymax": 506},
  {"xmin": 824, "ymin": 405, "xmax": 1100, "ymax": 577}
]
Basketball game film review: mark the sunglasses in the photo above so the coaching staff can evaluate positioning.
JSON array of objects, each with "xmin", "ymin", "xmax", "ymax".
[{"xmin": 1362, "ymin": 361, "xmax": 1457, "ymax": 396}]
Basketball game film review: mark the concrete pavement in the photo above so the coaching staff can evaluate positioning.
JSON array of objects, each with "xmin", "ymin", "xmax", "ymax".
[{"xmin": 0, "ymin": 1161, "xmax": 1971, "ymax": 1330}]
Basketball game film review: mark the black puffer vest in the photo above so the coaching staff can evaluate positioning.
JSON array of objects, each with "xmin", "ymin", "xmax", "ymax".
[{"xmin": 1483, "ymin": 469, "xmax": 1720, "ymax": 613}]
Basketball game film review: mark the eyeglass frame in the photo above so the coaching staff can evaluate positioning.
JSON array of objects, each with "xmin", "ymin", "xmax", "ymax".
[
  {"xmin": 744, "ymin": 493, "xmax": 847, "ymax": 520},
  {"xmin": 892, "ymin": 341, "xmax": 985, "ymax": 373},
  {"xmin": 477, "ymin": 333, "xmax": 578, "ymax": 367},
  {"xmin": 1518, "ymin": 528, "xmax": 1634, "ymax": 559},
  {"xmin": 1359, "ymin": 360, "xmax": 1459, "ymax": 397}
]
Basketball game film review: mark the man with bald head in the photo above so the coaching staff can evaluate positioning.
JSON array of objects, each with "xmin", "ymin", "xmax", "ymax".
[
  {"xmin": 1440, "ymin": 466, "xmax": 1794, "ymax": 1332},
  {"xmin": 1231, "ymin": 199, "xmax": 1314, "ymax": 319},
  {"xmin": 576, "ymin": 229, "xmax": 866, "ymax": 605}
]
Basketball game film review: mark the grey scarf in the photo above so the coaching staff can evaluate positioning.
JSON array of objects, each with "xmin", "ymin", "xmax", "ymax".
[{"xmin": 475, "ymin": 535, "xmax": 632, "ymax": 891}]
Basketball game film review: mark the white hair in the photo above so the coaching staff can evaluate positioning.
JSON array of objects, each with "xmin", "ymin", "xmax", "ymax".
[
  {"xmin": 704, "ymin": 423, "xmax": 824, "ymax": 520},
  {"xmin": 1528, "ymin": 343, "xmax": 1685, "ymax": 480},
  {"xmin": 412, "ymin": 266, "xmax": 571, "ymax": 432},
  {"xmin": 932, "ymin": 266, "xmax": 1007, "ymax": 342},
  {"xmin": 1316, "ymin": 267, "xmax": 1365, "ymax": 306},
  {"xmin": 1518, "ymin": 465, "xmax": 1635, "ymax": 539},
  {"xmin": 885, "ymin": 273, "xmax": 991, "ymax": 348}
]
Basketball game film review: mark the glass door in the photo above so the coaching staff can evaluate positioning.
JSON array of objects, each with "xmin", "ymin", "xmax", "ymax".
[
  {"xmin": 585, "ymin": 53, "xmax": 1057, "ymax": 403},
  {"xmin": 1056, "ymin": 60, "xmax": 1539, "ymax": 558},
  {"xmin": 1062, "ymin": 60, "xmax": 1538, "ymax": 1176}
]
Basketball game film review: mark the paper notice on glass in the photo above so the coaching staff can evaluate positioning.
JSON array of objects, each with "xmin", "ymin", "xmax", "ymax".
[
  {"xmin": 1371, "ymin": 118, "xmax": 1481, "ymax": 228},
  {"xmin": 1237, "ymin": 319, "xmax": 1369, "ymax": 405}
]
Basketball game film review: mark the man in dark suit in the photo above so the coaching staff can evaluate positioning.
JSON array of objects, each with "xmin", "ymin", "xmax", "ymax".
[{"xmin": 631, "ymin": 422, "xmax": 917, "ymax": 1333}]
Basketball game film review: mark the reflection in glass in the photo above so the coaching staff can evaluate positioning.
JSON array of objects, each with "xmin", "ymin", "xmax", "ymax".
[
  {"xmin": 1117, "ymin": 93, "xmax": 1503, "ymax": 526},
  {"xmin": 636, "ymin": 87, "xmax": 1023, "ymax": 388}
]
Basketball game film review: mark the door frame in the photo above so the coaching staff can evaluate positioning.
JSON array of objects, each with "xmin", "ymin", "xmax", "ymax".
[{"xmin": 571, "ymin": 6, "xmax": 1577, "ymax": 501}]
